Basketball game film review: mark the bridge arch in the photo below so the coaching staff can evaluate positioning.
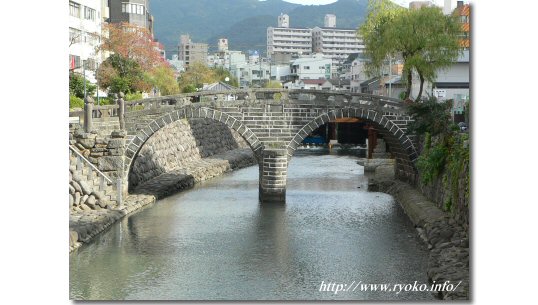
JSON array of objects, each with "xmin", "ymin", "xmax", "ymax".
[
  {"xmin": 123, "ymin": 106, "xmax": 264, "ymax": 187},
  {"xmin": 286, "ymin": 107, "xmax": 419, "ymax": 180}
]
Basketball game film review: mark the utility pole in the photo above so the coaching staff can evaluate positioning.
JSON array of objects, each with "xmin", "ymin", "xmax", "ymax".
[
  {"xmin": 83, "ymin": 59, "xmax": 87, "ymax": 99},
  {"xmin": 388, "ymin": 56, "xmax": 392, "ymax": 98}
]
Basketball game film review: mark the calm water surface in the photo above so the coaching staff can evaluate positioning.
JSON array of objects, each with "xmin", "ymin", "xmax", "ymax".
[{"xmin": 70, "ymin": 148, "xmax": 433, "ymax": 300}]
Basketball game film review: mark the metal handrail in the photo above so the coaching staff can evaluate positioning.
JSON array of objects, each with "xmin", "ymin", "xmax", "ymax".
[{"xmin": 69, "ymin": 145, "xmax": 113, "ymax": 184}]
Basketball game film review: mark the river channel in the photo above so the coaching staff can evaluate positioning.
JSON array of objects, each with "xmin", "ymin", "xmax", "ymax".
[{"xmin": 70, "ymin": 148, "xmax": 433, "ymax": 300}]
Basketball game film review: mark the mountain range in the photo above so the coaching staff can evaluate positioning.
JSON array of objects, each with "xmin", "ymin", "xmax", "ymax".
[{"xmin": 149, "ymin": 0, "xmax": 369, "ymax": 58}]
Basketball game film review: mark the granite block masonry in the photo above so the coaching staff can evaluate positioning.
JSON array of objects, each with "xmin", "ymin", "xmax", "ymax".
[{"xmin": 72, "ymin": 89, "xmax": 419, "ymax": 203}]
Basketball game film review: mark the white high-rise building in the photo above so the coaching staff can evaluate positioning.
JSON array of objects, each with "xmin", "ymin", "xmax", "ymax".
[
  {"xmin": 267, "ymin": 22, "xmax": 312, "ymax": 57},
  {"xmin": 443, "ymin": 0, "xmax": 452, "ymax": 15},
  {"xmin": 278, "ymin": 13, "xmax": 289, "ymax": 28},
  {"xmin": 218, "ymin": 38, "xmax": 229, "ymax": 52},
  {"xmin": 312, "ymin": 26, "xmax": 365, "ymax": 76},
  {"xmin": 324, "ymin": 14, "xmax": 336, "ymax": 28},
  {"xmin": 69, "ymin": 0, "xmax": 105, "ymax": 84}
]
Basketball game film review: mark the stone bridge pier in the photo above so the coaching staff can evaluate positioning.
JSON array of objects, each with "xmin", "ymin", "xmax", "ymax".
[{"xmin": 259, "ymin": 149, "xmax": 288, "ymax": 203}]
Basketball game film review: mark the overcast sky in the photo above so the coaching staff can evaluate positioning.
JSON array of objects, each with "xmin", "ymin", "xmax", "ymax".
[{"xmin": 281, "ymin": 0, "xmax": 460, "ymax": 9}]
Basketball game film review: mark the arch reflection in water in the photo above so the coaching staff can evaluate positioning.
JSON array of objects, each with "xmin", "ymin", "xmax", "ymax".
[{"xmin": 70, "ymin": 151, "xmax": 432, "ymax": 300}]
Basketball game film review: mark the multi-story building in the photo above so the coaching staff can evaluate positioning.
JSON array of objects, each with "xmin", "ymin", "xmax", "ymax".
[
  {"xmin": 178, "ymin": 34, "xmax": 208, "ymax": 67},
  {"xmin": 69, "ymin": 0, "xmax": 105, "ymax": 84},
  {"xmin": 267, "ymin": 14, "xmax": 364, "ymax": 77},
  {"xmin": 230, "ymin": 60, "xmax": 271, "ymax": 88},
  {"xmin": 430, "ymin": 49, "xmax": 469, "ymax": 101},
  {"xmin": 168, "ymin": 54, "xmax": 185, "ymax": 75},
  {"xmin": 290, "ymin": 53, "xmax": 332, "ymax": 81},
  {"xmin": 218, "ymin": 38, "xmax": 229, "ymax": 52},
  {"xmin": 108, "ymin": 0, "xmax": 154, "ymax": 35},
  {"xmin": 312, "ymin": 22, "xmax": 365, "ymax": 76},
  {"xmin": 267, "ymin": 14, "xmax": 312, "ymax": 58},
  {"xmin": 454, "ymin": 1, "xmax": 470, "ymax": 49},
  {"xmin": 409, "ymin": 1, "xmax": 434, "ymax": 10}
]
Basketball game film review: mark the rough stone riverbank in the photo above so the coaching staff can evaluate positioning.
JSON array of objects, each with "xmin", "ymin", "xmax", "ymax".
[
  {"xmin": 368, "ymin": 164, "xmax": 469, "ymax": 300},
  {"xmin": 69, "ymin": 148, "xmax": 257, "ymax": 252}
]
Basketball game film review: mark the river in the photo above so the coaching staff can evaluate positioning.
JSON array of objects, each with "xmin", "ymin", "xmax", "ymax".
[{"xmin": 70, "ymin": 148, "xmax": 433, "ymax": 300}]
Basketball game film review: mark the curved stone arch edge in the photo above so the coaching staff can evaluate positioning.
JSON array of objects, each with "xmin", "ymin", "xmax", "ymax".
[
  {"xmin": 122, "ymin": 107, "xmax": 264, "ymax": 179},
  {"xmin": 285, "ymin": 107, "xmax": 419, "ymax": 163}
]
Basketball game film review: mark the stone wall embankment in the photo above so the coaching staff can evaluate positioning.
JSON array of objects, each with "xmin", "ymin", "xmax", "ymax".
[
  {"xmin": 417, "ymin": 163, "xmax": 470, "ymax": 232},
  {"xmin": 70, "ymin": 119, "xmax": 257, "ymax": 252},
  {"xmin": 129, "ymin": 118, "xmax": 257, "ymax": 197},
  {"xmin": 369, "ymin": 166, "xmax": 469, "ymax": 300}
]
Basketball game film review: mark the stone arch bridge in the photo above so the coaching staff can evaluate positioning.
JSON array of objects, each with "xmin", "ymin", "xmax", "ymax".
[{"xmin": 71, "ymin": 89, "xmax": 418, "ymax": 203}]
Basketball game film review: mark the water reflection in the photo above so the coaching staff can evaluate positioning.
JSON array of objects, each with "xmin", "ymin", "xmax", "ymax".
[{"xmin": 70, "ymin": 151, "xmax": 432, "ymax": 300}]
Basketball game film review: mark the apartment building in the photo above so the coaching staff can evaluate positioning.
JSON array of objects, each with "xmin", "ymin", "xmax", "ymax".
[
  {"xmin": 454, "ymin": 1, "xmax": 470, "ymax": 49},
  {"xmin": 312, "ymin": 25, "xmax": 365, "ymax": 76},
  {"xmin": 178, "ymin": 34, "xmax": 208, "ymax": 67},
  {"xmin": 108, "ymin": 0, "xmax": 154, "ymax": 35},
  {"xmin": 267, "ymin": 14, "xmax": 312, "ymax": 57},
  {"xmin": 69, "ymin": 0, "xmax": 105, "ymax": 83},
  {"xmin": 290, "ymin": 53, "xmax": 332, "ymax": 81},
  {"xmin": 267, "ymin": 14, "xmax": 364, "ymax": 77}
]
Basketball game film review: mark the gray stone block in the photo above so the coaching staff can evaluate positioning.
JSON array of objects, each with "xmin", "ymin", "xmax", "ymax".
[
  {"xmin": 71, "ymin": 181, "xmax": 82, "ymax": 194},
  {"xmin": 78, "ymin": 181, "xmax": 92, "ymax": 195},
  {"xmin": 98, "ymin": 156, "xmax": 124, "ymax": 171},
  {"xmin": 74, "ymin": 192, "xmax": 81, "ymax": 205},
  {"xmin": 107, "ymin": 139, "xmax": 124, "ymax": 149}
]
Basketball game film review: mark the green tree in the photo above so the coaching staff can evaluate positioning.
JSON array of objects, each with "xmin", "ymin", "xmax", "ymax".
[
  {"xmin": 359, "ymin": 1, "xmax": 461, "ymax": 101},
  {"xmin": 178, "ymin": 62, "xmax": 216, "ymax": 91},
  {"xmin": 69, "ymin": 72, "xmax": 96, "ymax": 98},
  {"xmin": 264, "ymin": 80, "xmax": 283, "ymax": 88},
  {"xmin": 97, "ymin": 54, "xmax": 149, "ymax": 94},
  {"xmin": 146, "ymin": 64, "xmax": 180, "ymax": 96},
  {"xmin": 407, "ymin": 96, "xmax": 454, "ymax": 137},
  {"xmin": 213, "ymin": 67, "xmax": 239, "ymax": 87}
]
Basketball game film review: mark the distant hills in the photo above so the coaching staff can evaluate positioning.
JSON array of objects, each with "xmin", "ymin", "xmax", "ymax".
[{"xmin": 149, "ymin": 0, "xmax": 369, "ymax": 58}]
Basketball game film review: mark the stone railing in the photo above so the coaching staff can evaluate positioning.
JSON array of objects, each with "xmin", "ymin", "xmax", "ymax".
[{"xmin": 68, "ymin": 89, "xmax": 407, "ymax": 125}]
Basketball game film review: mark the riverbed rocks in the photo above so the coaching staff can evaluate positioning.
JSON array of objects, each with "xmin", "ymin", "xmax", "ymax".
[{"xmin": 368, "ymin": 165, "xmax": 469, "ymax": 300}]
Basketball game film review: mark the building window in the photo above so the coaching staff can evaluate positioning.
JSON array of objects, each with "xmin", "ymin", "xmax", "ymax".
[
  {"xmin": 84, "ymin": 7, "xmax": 96, "ymax": 21},
  {"xmin": 69, "ymin": 55, "xmax": 81, "ymax": 70},
  {"xmin": 69, "ymin": 1, "xmax": 80, "ymax": 18},
  {"xmin": 69, "ymin": 27, "xmax": 82, "ymax": 44},
  {"xmin": 122, "ymin": 3, "xmax": 145, "ymax": 15}
]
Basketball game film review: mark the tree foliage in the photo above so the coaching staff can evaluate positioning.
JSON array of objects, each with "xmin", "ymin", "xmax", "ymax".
[
  {"xmin": 406, "ymin": 96, "xmax": 455, "ymax": 137},
  {"xmin": 97, "ymin": 54, "xmax": 149, "ymax": 94},
  {"xmin": 146, "ymin": 64, "xmax": 180, "ymax": 96},
  {"xmin": 69, "ymin": 72, "xmax": 96, "ymax": 98},
  {"xmin": 97, "ymin": 23, "xmax": 179, "ymax": 95},
  {"xmin": 359, "ymin": 1, "xmax": 462, "ymax": 101},
  {"xmin": 264, "ymin": 81, "xmax": 283, "ymax": 88},
  {"xmin": 178, "ymin": 62, "xmax": 216, "ymax": 91},
  {"xmin": 213, "ymin": 67, "xmax": 239, "ymax": 87},
  {"xmin": 99, "ymin": 23, "xmax": 163, "ymax": 71}
]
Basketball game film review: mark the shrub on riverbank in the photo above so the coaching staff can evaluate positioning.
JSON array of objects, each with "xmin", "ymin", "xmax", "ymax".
[{"xmin": 407, "ymin": 97, "xmax": 470, "ymax": 219}]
